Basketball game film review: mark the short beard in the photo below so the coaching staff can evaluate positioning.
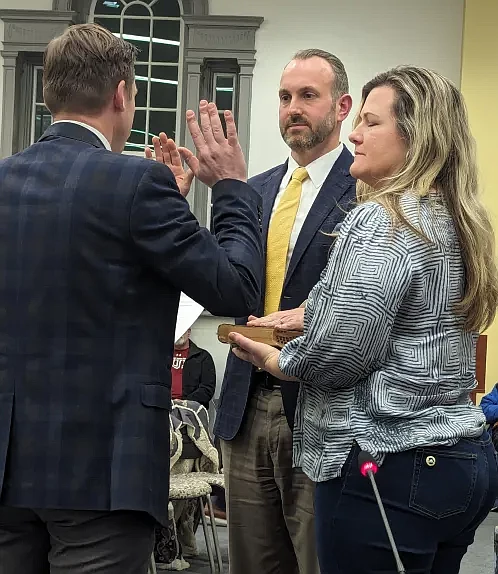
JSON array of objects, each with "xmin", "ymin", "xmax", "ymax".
[{"xmin": 281, "ymin": 112, "xmax": 336, "ymax": 151}]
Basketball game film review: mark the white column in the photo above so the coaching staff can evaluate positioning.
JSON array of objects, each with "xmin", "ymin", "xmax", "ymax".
[{"xmin": 0, "ymin": 51, "xmax": 18, "ymax": 159}]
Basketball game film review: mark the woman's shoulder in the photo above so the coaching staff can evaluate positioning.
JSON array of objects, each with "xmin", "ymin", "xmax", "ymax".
[{"xmin": 340, "ymin": 201, "xmax": 393, "ymax": 238}]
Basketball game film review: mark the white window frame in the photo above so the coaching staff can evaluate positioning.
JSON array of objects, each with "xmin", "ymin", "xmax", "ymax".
[
  {"xmin": 90, "ymin": 0, "xmax": 184, "ymax": 156},
  {"xmin": 31, "ymin": 65, "xmax": 53, "ymax": 145}
]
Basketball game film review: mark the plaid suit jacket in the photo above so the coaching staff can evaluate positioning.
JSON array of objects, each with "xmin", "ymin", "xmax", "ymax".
[
  {"xmin": 0, "ymin": 122, "xmax": 262, "ymax": 524},
  {"xmin": 214, "ymin": 146, "xmax": 356, "ymax": 439}
]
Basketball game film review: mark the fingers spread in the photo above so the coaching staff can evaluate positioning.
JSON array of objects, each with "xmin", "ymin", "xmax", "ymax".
[
  {"xmin": 178, "ymin": 147, "xmax": 200, "ymax": 177},
  {"xmin": 208, "ymin": 102, "xmax": 226, "ymax": 144},
  {"xmin": 152, "ymin": 136, "xmax": 163, "ymax": 162},
  {"xmin": 186, "ymin": 109, "xmax": 207, "ymax": 152},
  {"xmin": 224, "ymin": 110, "xmax": 239, "ymax": 147},
  {"xmin": 198, "ymin": 100, "xmax": 216, "ymax": 145},
  {"xmin": 167, "ymin": 139, "xmax": 182, "ymax": 168}
]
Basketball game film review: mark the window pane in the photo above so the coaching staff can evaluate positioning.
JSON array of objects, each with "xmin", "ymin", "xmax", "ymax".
[
  {"xmin": 149, "ymin": 65, "xmax": 178, "ymax": 109},
  {"xmin": 34, "ymin": 105, "xmax": 52, "ymax": 141},
  {"xmin": 94, "ymin": 0, "xmax": 124, "ymax": 16},
  {"xmin": 123, "ymin": 3, "xmax": 151, "ymax": 16},
  {"xmin": 152, "ymin": 0, "xmax": 180, "ymax": 17},
  {"xmin": 127, "ymin": 109, "xmax": 147, "ymax": 151},
  {"xmin": 36, "ymin": 68, "xmax": 44, "ymax": 104},
  {"xmin": 94, "ymin": 17, "xmax": 120, "ymax": 34},
  {"xmin": 216, "ymin": 76, "xmax": 234, "ymax": 89},
  {"xmin": 152, "ymin": 20, "xmax": 180, "ymax": 62},
  {"xmin": 148, "ymin": 110, "xmax": 176, "ymax": 143},
  {"xmin": 135, "ymin": 65, "xmax": 150, "ymax": 108},
  {"xmin": 123, "ymin": 17, "xmax": 152, "ymax": 60},
  {"xmin": 215, "ymin": 89, "xmax": 234, "ymax": 111}
]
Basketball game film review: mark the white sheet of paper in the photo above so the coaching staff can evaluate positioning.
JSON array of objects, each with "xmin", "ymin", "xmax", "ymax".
[{"xmin": 175, "ymin": 292, "xmax": 204, "ymax": 341}]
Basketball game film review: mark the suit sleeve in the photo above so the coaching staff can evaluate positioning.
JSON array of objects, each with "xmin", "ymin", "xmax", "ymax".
[
  {"xmin": 480, "ymin": 387, "xmax": 498, "ymax": 424},
  {"xmin": 185, "ymin": 351, "xmax": 216, "ymax": 406},
  {"xmin": 278, "ymin": 203, "xmax": 412, "ymax": 388},
  {"xmin": 129, "ymin": 162, "xmax": 263, "ymax": 317}
]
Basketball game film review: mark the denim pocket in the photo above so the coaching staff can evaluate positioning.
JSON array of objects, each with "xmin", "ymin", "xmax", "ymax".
[{"xmin": 409, "ymin": 447, "xmax": 478, "ymax": 519}]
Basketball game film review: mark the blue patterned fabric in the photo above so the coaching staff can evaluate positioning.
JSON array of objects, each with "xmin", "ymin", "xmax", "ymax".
[
  {"xmin": 279, "ymin": 194, "xmax": 486, "ymax": 482},
  {"xmin": 0, "ymin": 122, "xmax": 262, "ymax": 524}
]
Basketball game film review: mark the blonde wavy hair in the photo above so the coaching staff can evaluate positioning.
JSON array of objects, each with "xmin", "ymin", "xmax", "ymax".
[{"xmin": 354, "ymin": 66, "xmax": 498, "ymax": 332}]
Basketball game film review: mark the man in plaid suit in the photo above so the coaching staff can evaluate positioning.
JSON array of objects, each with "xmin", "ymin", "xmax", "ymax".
[{"xmin": 0, "ymin": 24, "xmax": 262, "ymax": 574}]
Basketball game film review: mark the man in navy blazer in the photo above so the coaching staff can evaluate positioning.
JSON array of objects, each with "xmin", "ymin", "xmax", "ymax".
[
  {"xmin": 0, "ymin": 24, "xmax": 262, "ymax": 574},
  {"xmin": 214, "ymin": 49, "xmax": 356, "ymax": 574}
]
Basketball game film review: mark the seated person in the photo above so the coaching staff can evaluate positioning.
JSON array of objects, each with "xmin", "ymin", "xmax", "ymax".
[{"xmin": 172, "ymin": 329, "xmax": 216, "ymax": 409}]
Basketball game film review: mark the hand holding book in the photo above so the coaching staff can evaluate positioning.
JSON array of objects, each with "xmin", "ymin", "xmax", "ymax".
[{"xmin": 217, "ymin": 306, "xmax": 305, "ymax": 349}]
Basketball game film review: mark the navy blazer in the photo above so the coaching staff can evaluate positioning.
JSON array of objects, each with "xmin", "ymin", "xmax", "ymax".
[
  {"xmin": 0, "ymin": 123, "xmax": 262, "ymax": 524},
  {"xmin": 214, "ymin": 147, "xmax": 356, "ymax": 440}
]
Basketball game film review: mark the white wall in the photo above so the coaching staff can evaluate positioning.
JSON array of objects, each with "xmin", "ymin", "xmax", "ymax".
[
  {"xmin": 209, "ymin": 0, "xmax": 465, "ymax": 176},
  {"xmin": 190, "ymin": 314, "xmax": 233, "ymax": 399}
]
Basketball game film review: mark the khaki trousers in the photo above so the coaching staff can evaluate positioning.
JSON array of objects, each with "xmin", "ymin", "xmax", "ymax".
[{"xmin": 221, "ymin": 387, "xmax": 319, "ymax": 574}]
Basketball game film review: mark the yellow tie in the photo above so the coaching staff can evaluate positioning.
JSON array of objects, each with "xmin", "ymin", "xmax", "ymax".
[{"xmin": 264, "ymin": 167, "xmax": 309, "ymax": 315}]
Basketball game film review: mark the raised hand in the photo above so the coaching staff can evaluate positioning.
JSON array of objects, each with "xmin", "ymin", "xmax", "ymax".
[
  {"xmin": 145, "ymin": 132, "xmax": 194, "ymax": 198},
  {"xmin": 177, "ymin": 100, "xmax": 247, "ymax": 188}
]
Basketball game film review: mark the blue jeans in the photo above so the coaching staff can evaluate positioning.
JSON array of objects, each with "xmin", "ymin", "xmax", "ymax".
[{"xmin": 315, "ymin": 433, "xmax": 498, "ymax": 573}]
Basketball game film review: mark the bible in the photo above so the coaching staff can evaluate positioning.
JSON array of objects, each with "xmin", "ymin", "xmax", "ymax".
[{"xmin": 217, "ymin": 324, "xmax": 302, "ymax": 349}]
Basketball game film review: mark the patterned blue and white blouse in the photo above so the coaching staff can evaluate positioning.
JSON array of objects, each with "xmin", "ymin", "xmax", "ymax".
[{"xmin": 278, "ymin": 193, "xmax": 486, "ymax": 483}]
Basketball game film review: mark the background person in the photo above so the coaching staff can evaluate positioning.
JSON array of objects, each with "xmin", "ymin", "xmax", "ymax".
[{"xmin": 214, "ymin": 49, "xmax": 356, "ymax": 574}]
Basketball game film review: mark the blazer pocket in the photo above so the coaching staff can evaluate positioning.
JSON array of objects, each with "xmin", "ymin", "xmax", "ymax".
[{"xmin": 141, "ymin": 383, "xmax": 171, "ymax": 410}]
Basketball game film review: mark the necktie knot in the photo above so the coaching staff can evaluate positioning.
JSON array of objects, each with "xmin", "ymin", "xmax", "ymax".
[{"xmin": 292, "ymin": 167, "xmax": 309, "ymax": 184}]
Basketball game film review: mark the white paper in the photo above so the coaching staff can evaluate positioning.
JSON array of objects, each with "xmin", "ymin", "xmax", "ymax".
[{"xmin": 175, "ymin": 292, "xmax": 204, "ymax": 341}]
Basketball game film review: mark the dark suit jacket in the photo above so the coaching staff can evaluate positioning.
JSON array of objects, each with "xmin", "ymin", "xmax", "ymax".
[
  {"xmin": 0, "ymin": 122, "xmax": 262, "ymax": 525},
  {"xmin": 214, "ymin": 147, "xmax": 356, "ymax": 440},
  {"xmin": 181, "ymin": 341, "xmax": 216, "ymax": 409}
]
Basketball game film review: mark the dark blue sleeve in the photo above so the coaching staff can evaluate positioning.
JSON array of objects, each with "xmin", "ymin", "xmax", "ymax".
[
  {"xmin": 129, "ymin": 162, "xmax": 263, "ymax": 317},
  {"xmin": 480, "ymin": 386, "xmax": 498, "ymax": 424}
]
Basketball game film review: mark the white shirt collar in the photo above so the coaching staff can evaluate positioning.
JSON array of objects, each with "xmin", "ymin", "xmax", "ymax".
[
  {"xmin": 52, "ymin": 120, "xmax": 112, "ymax": 151},
  {"xmin": 286, "ymin": 143, "xmax": 344, "ymax": 189}
]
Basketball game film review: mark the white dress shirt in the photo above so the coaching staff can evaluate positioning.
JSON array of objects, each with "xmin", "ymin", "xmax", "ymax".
[
  {"xmin": 52, "ymin": 120, "xmax": 112, "ymax": 151},
  {"xmin": 270, "ymin": 143, "xmax": 343, "ymax": 270}
]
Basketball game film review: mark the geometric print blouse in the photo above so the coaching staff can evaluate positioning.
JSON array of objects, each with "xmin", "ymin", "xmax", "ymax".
[{"xmin": 278, "ymin": 194, "xmax": 486, "ymax": 482}]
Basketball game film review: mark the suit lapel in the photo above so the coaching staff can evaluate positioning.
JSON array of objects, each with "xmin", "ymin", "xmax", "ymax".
[
  {"xmin": 283, "ymin": 147, "xmax": 355, "ymax": 288},
  {"xmin": 261, "ymin": 161, "xmax": 288, "ymax": 254},
  {"xmin": 256, "ymin": 162, "xmax": 288, "ymax": 315}
]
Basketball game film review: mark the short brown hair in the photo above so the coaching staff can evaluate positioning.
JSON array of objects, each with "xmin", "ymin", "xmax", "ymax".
[
  {"xmin": 43, "ymin": 23, "xmax": 138, "ymax": 115},
  {"xmin": 292, "ymin": 49, "xmax": 349, "ymax": 99}
]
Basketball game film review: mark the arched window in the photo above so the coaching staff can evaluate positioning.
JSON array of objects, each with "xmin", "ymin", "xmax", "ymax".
[{"xmin": 91, "ymin": 0, "xmax": 182, "ymax": 153}]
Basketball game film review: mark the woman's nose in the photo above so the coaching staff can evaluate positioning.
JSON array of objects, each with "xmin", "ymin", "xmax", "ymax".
[{"xmin": 349, "ymin": 129, "xmax": 362, "ymax": 145}]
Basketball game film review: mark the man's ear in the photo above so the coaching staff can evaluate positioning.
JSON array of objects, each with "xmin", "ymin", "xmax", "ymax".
[
  {"xmin": 113, "ymin": 79, "xmax": 127, "ymax": 112},
  {"xmin": 337, "ymin": 93, "xmax": 353, "ymax": 122}
]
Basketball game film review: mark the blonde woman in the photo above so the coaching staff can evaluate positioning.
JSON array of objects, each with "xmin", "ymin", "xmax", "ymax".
[{"xmin": 230, "ymin": 66, "xmax": 498, "ymax": 573}]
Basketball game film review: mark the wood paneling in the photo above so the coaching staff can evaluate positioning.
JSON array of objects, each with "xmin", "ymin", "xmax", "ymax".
[{"xmin": 471, "ymin": 335, "xmax": 487, "ymax": 404}]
